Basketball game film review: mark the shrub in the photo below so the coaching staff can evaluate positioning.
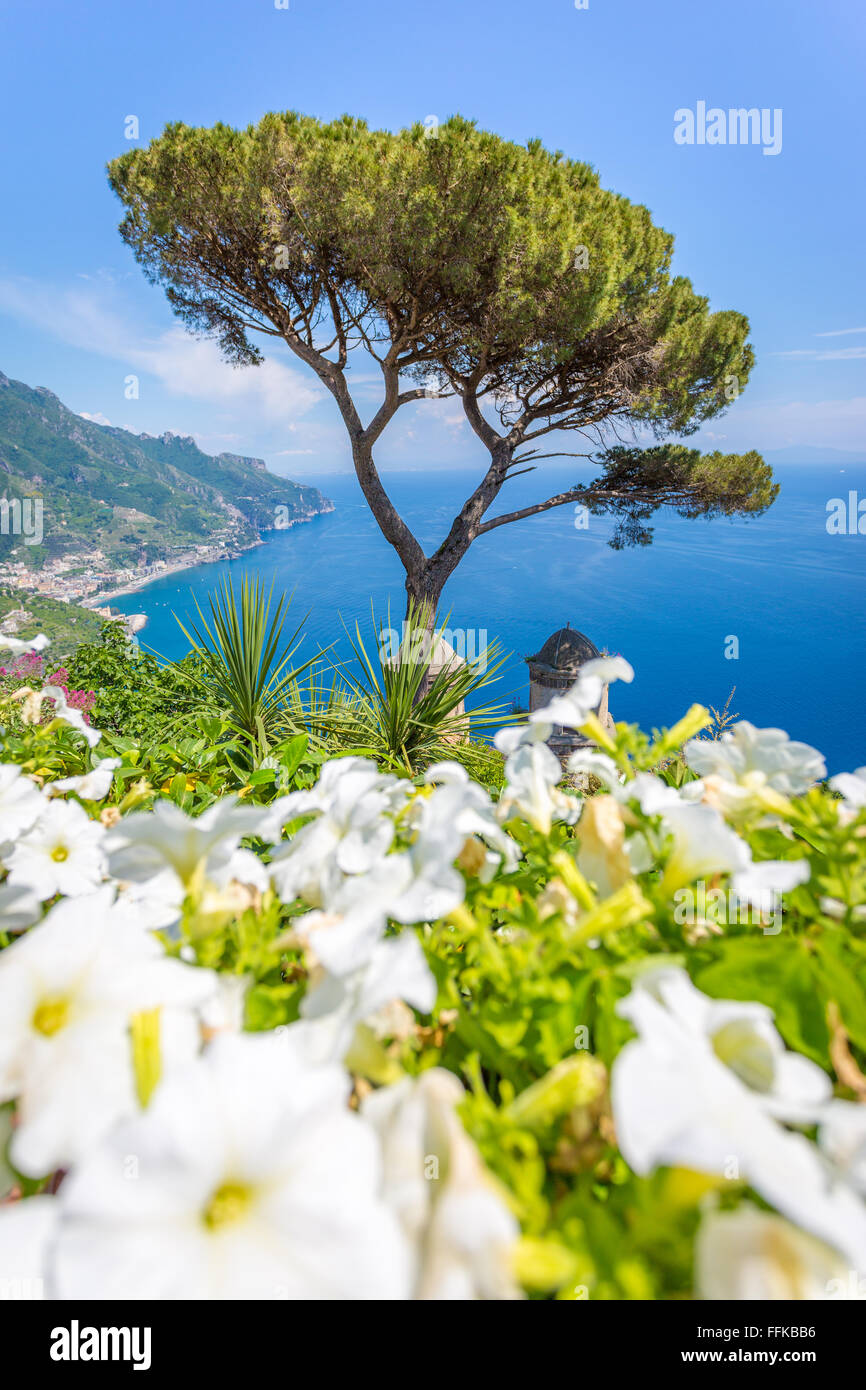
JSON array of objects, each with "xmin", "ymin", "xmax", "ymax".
[
  {"xmin": 1, "ymin": 651, "xmax": 864, "ymax": 1301},
  {"xmin": 66, "ymin": 622, "xmax": 204, "ymax": 743}
]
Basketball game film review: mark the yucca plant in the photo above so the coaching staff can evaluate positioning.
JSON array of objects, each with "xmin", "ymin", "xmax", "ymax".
[
  {"xmin": 282, "ymin": 662, "xmax": 357, "ymax": 733},
  {"xmin": 315, "ymin": 601, "xmax": 513, "ymax": 776},
  {"xmin": 173, "ymin": 576, "xmax": 319, "ymax": 760}
]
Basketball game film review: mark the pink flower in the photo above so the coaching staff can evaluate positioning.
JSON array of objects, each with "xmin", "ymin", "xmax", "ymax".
[
  {"xmin": 2, "ymin": 653, "xmax": 45, "ymax": 681},
  {"xmin": 43, "ymin": 685, "xmax": 95, "ymax": 726}
]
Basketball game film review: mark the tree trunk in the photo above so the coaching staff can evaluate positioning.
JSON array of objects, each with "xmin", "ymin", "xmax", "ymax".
[{"xmin": 404, "ymin": 566, "xmax": 443, "ymax": 628}]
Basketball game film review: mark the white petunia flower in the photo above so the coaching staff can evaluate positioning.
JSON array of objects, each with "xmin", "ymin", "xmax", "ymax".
[
  {"xmin": 0, "ymin": 888, "xmax": 217, "ymax": 1175},
  {"xmin": 114, "ymin": 871, "xmax": 189, "ymax": 933},
  {"xmin": 658, "ymin": 803, "xmax": 751, "ymax": 893},
  {"xmin": 566, "ymin": 748, "xmax": 622, "ymax": 790},
  {"xmin": 198, "ymin": 973, "xmax": 252, "ymax": 1038},
  {"xmin": 50, "ymin": 1032, "xmax": 410, "ymax": 1300},
  {"xmin": 830, "ymin": 767, "xmax": 866, "ymax": 820},
  {"xmin": 258, "ymin": 757, "xmax": 407, "ymax": 844},
  {"xmin": 272, "ymin": 755, "xmax": 407, "ymax": 826},
  {"xmin": 696, "ymin": 1206, "xmax": 852, "ymax": 1301},
  {"xmin": 497, "ymin": 741, "xmax": 578, "ymax": 836},
  {"xmin": 580, "ymin": 654, "xmax": 635, "ymax": 687},
  {"xmin": 423, "ymin": 763, "xmax": 520, "ymax": 880},
  {"xmin": 217, "ymin": 845, "xmax": 269, "ymax": 894},
  {"xmin": 0, "ymin": 1194, "xmax": 56, "ymax": 1299},
  {"xmin": 499, "ymin": 656, "xmax": 633, "ymax": 750},
  {"xmin": 611, "ymin": 967, "xmax": 866, "ymax": 1270},
  {"xmin": 267, "ymin": 758, "xmax": 407, "ymax": 905},
  {"xmin": 284, "ymin": 772, "xmax": 516, "ymax": 972},
  {"xmin": 616, "ymin": 967, "xmax": 832, "ymax": 1124},
  {"xmin": 274, "ymin": 764, "xmax": 511, "ymax": 940},
  {"xmin": 7, "ymin": 799, "xmax": 106, "ymax": 899},
  {"xmin": 0, "ymin": 632, "xmax": 49, "ymax": 655},
  {"xmin": 384, "ymin": 849, "xmax": 463, "ymax": 929},
  {"xmin": 106, "ymin": 797, "xmax": 270, "ymax": 911},
  {"xmin": 819, "ymin": 1101, "xmax": 866, "ymax": 1194},
  {"xmin": 385, "ymin": 776, "xmax": 517, "ymax": 927},
  {"xmin": 684, "ymin": 722, "xmax": 826, "ymax": 813},
  {"xmin": 44, "ymin": 758, "xmax": 121, "ymax": 802},
  {"xmin": 290, "ymin": 858, "xmax": 411, "ymax": 976},
  {"xmin": 621, "ymin": 771, "xmax": 686, "ymax": 815},
  {"xmin": 494, "ymin": 720, "xmax": 551, "ymax": 757},
  {"xmin": 0, "ymin": 880, "xmax": 42, "ymax": 934},
  {"xmin": 40, "ymin": 685, "xmax": 103, "ymax": 750},
  {"xmin": 364, "ymin": 1068, "xmax": 522, "ymax": 1300},
  {"xmin": 0, "ymin": 764, "xmax": 45, "ymax": 846},
  {"xmin": 731, "ymin": 858, "xmax": 810, "ymax": 920},
  {"xmin": 297, "ymin": 930, "xmax": 436, "ymax": 1066}
]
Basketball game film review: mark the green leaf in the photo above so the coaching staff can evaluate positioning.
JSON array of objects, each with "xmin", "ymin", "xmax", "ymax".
[{"xmin": 244, "ymin": 983, "xmax": 296, "ymax": 1032}]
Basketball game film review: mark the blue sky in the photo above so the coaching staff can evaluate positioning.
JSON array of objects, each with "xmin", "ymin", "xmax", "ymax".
[{"xmin": 0, "ymin": 0, "xmax": 863, "ymax": 474}]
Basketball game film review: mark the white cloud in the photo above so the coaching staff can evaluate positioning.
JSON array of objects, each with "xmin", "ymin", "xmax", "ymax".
[
  {"xmin": 78, "ymin": 410, "xmax": 112, "ymax": 426},
  {"xmin": 713, "ymin": 395, "xmax": 866, "ymax": 453},
  {"xmin": 0, "ymin": 277, "xmax": 322, "ymax": 424},
  {"xmin": 815, "ymin": 326, "xmax": 866, "ymax": 338},
  {"xmin": 775, "ymin": 346, "xmax": 866, "ymax": 361}
]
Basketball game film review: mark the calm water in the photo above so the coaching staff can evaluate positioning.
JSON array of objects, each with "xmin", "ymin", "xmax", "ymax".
[{"xmin": 111, "ymin": 464, "xmax": 866, "ymax": 775}]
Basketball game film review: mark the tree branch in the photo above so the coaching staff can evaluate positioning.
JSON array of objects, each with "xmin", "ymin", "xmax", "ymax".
[{"xmin": 476, "ymin": 485, "xmax": 693, "ymax": 534}]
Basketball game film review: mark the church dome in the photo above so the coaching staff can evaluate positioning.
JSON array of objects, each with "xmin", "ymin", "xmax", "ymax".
[{"xmin": 526, "ymin": 625, "xmax": 600, "ymax": 676}]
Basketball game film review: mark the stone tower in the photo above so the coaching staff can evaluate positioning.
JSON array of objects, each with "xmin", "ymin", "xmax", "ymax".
[{"xmin": 525, "ymin": 624, "xmax": 615, "ymax": 760}]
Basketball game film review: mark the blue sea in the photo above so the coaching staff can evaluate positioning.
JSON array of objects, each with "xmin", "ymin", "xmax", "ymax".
[{"xmin": 110, "ymin": 464, "xmax": 866, "ymax": 776}]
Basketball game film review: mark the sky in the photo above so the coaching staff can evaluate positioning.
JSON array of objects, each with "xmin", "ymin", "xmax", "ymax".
[{"xmin": 0, "ymin": 0, "xmax": 863, "ymax": 476}]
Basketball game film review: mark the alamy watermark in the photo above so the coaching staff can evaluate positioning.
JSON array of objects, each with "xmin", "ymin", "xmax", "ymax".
[
  {"xmin": 825, "ymin": 1270, "xmax": 866, "ymax": 1299},
  {"xmin": 826, "ymin": 491, "xmax": 866, "ymax": 535},
  {"xmin": 674, "ymin": 103, "xmax": 782, "ymax": 156},
  {"xmin": 0, "ymin": 1276, "xmax": 43, "ymax": 1299},
  {"xmin": 50, "ymin": 1321, "xmax": 152, "ymax": 1370},
  {"xmin": 378, "ymin": 622, "xmax": 489, "ymax": 673},
  {"xmin": 0, "ymin": 497, "xmax": 43, "ymax": 546},
  {"xmin": 674, "ymin": 879, "xmax": 785, "ymax": 935}
]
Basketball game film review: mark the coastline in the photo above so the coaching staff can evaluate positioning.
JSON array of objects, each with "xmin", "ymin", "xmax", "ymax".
[
  {"xmin": 81, "ymin": 538, "xmax": 266, "ymax": 606},
  {"xmin": 80, "ymin": 507, "xmax": 334, "ymax": 607}
]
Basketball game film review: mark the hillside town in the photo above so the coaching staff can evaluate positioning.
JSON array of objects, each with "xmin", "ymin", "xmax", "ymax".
[{"xmin": 0, "ymin": 538, "xmax": 254, "ymax": 607}]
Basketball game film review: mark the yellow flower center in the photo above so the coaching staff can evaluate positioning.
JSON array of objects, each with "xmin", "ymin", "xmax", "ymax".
[
  {"xmin": 203, "ymin": 1181, "xmax": 253, "ymax": 1231},
  {"xmin": 457, "ymin": 835, "xmax": 487, "ymax": 877},
  {"xmin": 741, "ymin": 770, "xmax": 769, "ymax": 791},
  {"xmin": 50, "ymin": 844, "xmax": 70, "ymax": 863},
  {"xmin": 711, "ymin": 1020, "xmax": 774, "ymax": 1092},
  {"xmin": 32, "ymin": 997, "xmax": 69, "ymax": 1036}
]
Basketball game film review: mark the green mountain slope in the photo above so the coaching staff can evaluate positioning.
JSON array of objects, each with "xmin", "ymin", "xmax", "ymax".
[
  {"xmin": 0, "ymin": 370, "xmax": 332, "ymax": 569},
  {"xmin": 0, "ymin": 589, "xmax": 107, "ymax": 662}
]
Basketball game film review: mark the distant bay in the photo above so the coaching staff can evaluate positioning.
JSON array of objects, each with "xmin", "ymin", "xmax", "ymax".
[{"xmin": 110, "ymin": 463, "xmax": 866, "ymax": 775}]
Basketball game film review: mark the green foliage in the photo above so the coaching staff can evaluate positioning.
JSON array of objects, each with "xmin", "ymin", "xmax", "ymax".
[
  {"xmin": 25, "ymin": 590, "xmax": 512, "ymax": 793},
  {"xmin": 0, "ymin": 590, "xmax": 105, "ymax": 662},
  {"xmin": 107, "ymin": 113, "xmax": 753, "ymax": 432},
  {"xmin": 1, "ymin": 634, "xmax": 865, "ymax": 1298},
  {"xmin": 403, "ymin": 781, "xmax": 865, "ymax": 1296},
  {"xmin": 313, "ymin": 603, "xmax": 513, "ymax": 776},
  {"xmin": 0, "ymin": 371, "xmax": 329, "ymax": 566},
  {"xmin": 582, "ymin": 445, "xmax": 779, "ymax": 548},
  {"xmin": 107, "ymin": 112, "xmax": 772, "ymax": 586},
  {"xmin": 174, "ymin": 575, "xmax": 317, "ymax": 758},
  {"xmin": 66, "ymin": 622, "xmax": 202, "ymax": 743},
  {"xmin": 163, "ymin": 707, "xmax": 865, "ymax": 1299}
]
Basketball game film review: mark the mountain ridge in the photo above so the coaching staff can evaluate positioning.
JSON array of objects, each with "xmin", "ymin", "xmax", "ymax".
[{"xmin": 0, "ymin": 370, "xmax": 332, "ymax": 574}]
